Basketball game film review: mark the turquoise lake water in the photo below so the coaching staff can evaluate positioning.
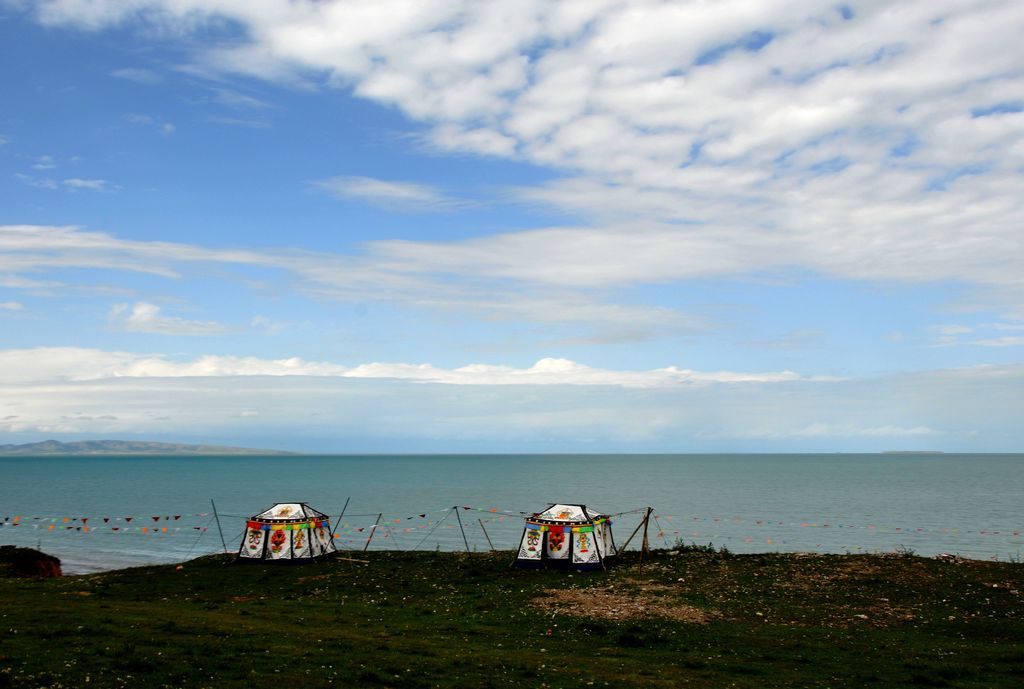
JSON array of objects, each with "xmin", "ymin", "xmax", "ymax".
[{"xmin": 1, "ymin": 454, "xmax": 1022, "ymax": 574}]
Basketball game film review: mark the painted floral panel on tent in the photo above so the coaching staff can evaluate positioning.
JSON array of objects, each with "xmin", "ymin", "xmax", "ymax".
[
  {"xmin": 546, "ymin": 526, "xmax": 570, "ymax": 559},
  {"xmin": 268, "ymin": 527, "xmax": 292, "ymax": 559}
]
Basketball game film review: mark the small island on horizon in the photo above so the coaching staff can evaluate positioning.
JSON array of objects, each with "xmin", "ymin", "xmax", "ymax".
[{"xmin": 0, "ymin": 439, "xmax": 295, "ymax": 456}]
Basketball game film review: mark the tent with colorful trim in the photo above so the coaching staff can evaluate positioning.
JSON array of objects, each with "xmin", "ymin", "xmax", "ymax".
[
  {"xmin": 237, "ymin": 502, "xmax": 336, "ymax": 562},
  {"xmin": 514, "ymin": 503, "xmax": 615, "ymax": 570}
]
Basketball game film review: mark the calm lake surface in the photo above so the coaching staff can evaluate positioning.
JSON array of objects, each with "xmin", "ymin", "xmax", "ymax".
[{"xmin": 1, "ymin": 454, "xmax": 1021, "ymax": 574}]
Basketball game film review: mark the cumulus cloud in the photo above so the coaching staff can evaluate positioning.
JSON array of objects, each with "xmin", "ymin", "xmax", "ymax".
[
  {"xmin": 0, "ymin": 347, "xmax": 819, "ymax": 387},
  {"xmin": 108, "ymin": 302, "xmax": 229, "ymax": 335}
]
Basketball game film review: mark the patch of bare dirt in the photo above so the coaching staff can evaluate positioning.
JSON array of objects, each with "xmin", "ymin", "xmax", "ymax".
[
  {"xmin": 533, "ymin": 584, "xmax": 712, "ymax": 623},
  {"xmin": 824, "ymin": 602, "xmax": 918, "ymax": 628},
  {"xmin": 777, "ymin": 558, "xmax": 888, "ymax": 592}
]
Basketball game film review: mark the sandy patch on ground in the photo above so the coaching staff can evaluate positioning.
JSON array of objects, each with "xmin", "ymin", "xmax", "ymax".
[{"xmin": 534, "ymin": 583, "xmax": 711, "ymax": 623}]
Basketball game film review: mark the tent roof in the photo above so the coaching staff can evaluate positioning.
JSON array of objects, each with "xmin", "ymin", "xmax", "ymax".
[
  {"xmin": 251, "ymin": 502, "xmax": 329, "ymax": 522},
  {"xmin": 529, "ymin": 503, "xmax": 607, "ymax": 524}
]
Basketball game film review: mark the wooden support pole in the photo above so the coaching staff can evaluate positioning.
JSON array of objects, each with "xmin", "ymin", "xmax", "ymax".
[
  {"xmin": 211, "ymin": 499, "xmax": 228, "ymax": 553},
  {"xmin": 478, "ymin": 519, "xmax": 495, "ymax": 552},
  {"xmin": 617, "ymin": 511, "xmax": 649, "ymax": 555},
  {"xmin": 363, "ymin": 513, "xmax": 382, "ymax": 552},
  {"xmin": 638, "ymin": 507, "xmax": 652, "ymax": 578},
  {"xmin": 454, "ymin": 506, "xmax": 471, "ymax": 552},
  {"xmin": 642, "ymin": 507, "xmax": 652, "ymax": 555}
]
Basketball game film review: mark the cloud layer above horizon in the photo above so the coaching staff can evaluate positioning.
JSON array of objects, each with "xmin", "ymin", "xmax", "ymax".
[{"xmin": 1, "ymin": 345, "xmax": 1020, "ymax": 452}]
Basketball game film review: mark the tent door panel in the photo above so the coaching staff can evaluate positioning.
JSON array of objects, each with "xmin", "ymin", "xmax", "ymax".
[
  {"xmin": 517, "ymin": 527, "xmax": 543, "ymax": 562},
  {"xmin": 239, "ymin": 527, "xmax": 266, "ymax": 559},
  {"xmin": 292, "ymin": 526, "xmax": 312, "ymax": 558},
  {"xmin": 267, "ymin": 528, "xmax": 293, "ymax": 559},
  {"xmin": 545, "ymin": 526, "xmax": 571, "ymax": 560},
  {"xmin": 572, "ymin": 529, "xmax": 601, "ymax": 566}
]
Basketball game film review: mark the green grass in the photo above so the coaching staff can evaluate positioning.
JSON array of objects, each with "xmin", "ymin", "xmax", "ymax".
[{"xmin": 0, "ymin": 549, "xmax": 1021, "ymax": 688}]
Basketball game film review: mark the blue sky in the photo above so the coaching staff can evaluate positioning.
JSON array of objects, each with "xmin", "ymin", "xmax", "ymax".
[{"xmin": 1, "ymin": 0, "xmax": 1022, "ymax": 452}]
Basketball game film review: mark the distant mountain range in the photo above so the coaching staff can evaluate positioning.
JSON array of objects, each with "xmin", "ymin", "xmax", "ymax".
[{"xmin": 0, "ymin": 440, "xmax": 295, "ymax": 456}]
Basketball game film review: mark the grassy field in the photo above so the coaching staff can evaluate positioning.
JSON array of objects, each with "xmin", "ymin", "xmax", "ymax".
[{"xmin": 1, "ymin": 547, "xmax": 1021, "ymax": 688}]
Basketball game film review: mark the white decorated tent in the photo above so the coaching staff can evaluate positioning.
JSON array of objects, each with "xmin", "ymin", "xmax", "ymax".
[
  {"xmin": 237, "ymin": 502, "xmax": 336, "ymax": 562},
  {"xmin": 514, "ymin": 503, "xmax": 615, "ymax": 570}
]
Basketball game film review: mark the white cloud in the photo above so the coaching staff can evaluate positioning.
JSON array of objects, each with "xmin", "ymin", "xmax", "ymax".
[
  {"xmin": 750, "ymin": 422, "xmax": 938, "ymax": 439},
  {"xmin": 123, "ymin": 113, "xmax": 155, "ymax": 124},
  {"xmin": 211, "ymin": 87, "xmax": 271, "ymax": 110},
  {"xmin": 0, "ymin": 275, "xmax": 62, "ymax": 290},
  {"xmin": 0, "ymin": 301, "xmax": 24, "ymax": 311},
  {"xmin": 313, "ymin": 176, "xmax": 468, "ymax": 212},
  {"xmin": 110, "ymin": 67, "xmax": 163, "ymax": 84},
  {"xmin": 23, "ymin": 0, "xmax": 1022, "ymax": 307},
  {"xmin": 62, "ymin": 178, "xmax": 115, "ymax": 192},
  {"xmin": 32, "ymin": 155, "xmax": 56, "ymax": 170},
  {"xmin": 933, "ymin": 325, "xmax": 973, "ymax": 336},
  {"xmin": 208, "ymin": 116, "xmax": 269, "ymax": 129},
  {"xmin": 250, "ymin": 315, "xmax": 288, "ymax": 334},
  {"xmin": 0, "ymin": 224, "xmax": 701, "ymax": 340},
  {"xmin": 124, "ymin": 113, "xmax": 175, "ymax": 134},
  {"xmin": 0, "ymin": 358, "xmax": 1019, "ymax": 451},
  {"xmin": 108, "ymin": 302, "xmax": 229, "ymax": 336},
  {"xmin": 0, "ymin": 346, "xmax": 818, "ymax": 387},
  {"xmin": 971, "ymin": 336, "xmax": 1024, "ymax": 347},
  {"xmin": 0, "ymin": 225, "xmax": 262, "ymax": 279},
  {"xmin": 14, "ymin": 173, "xmax": 58, "ymax": 190}
]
